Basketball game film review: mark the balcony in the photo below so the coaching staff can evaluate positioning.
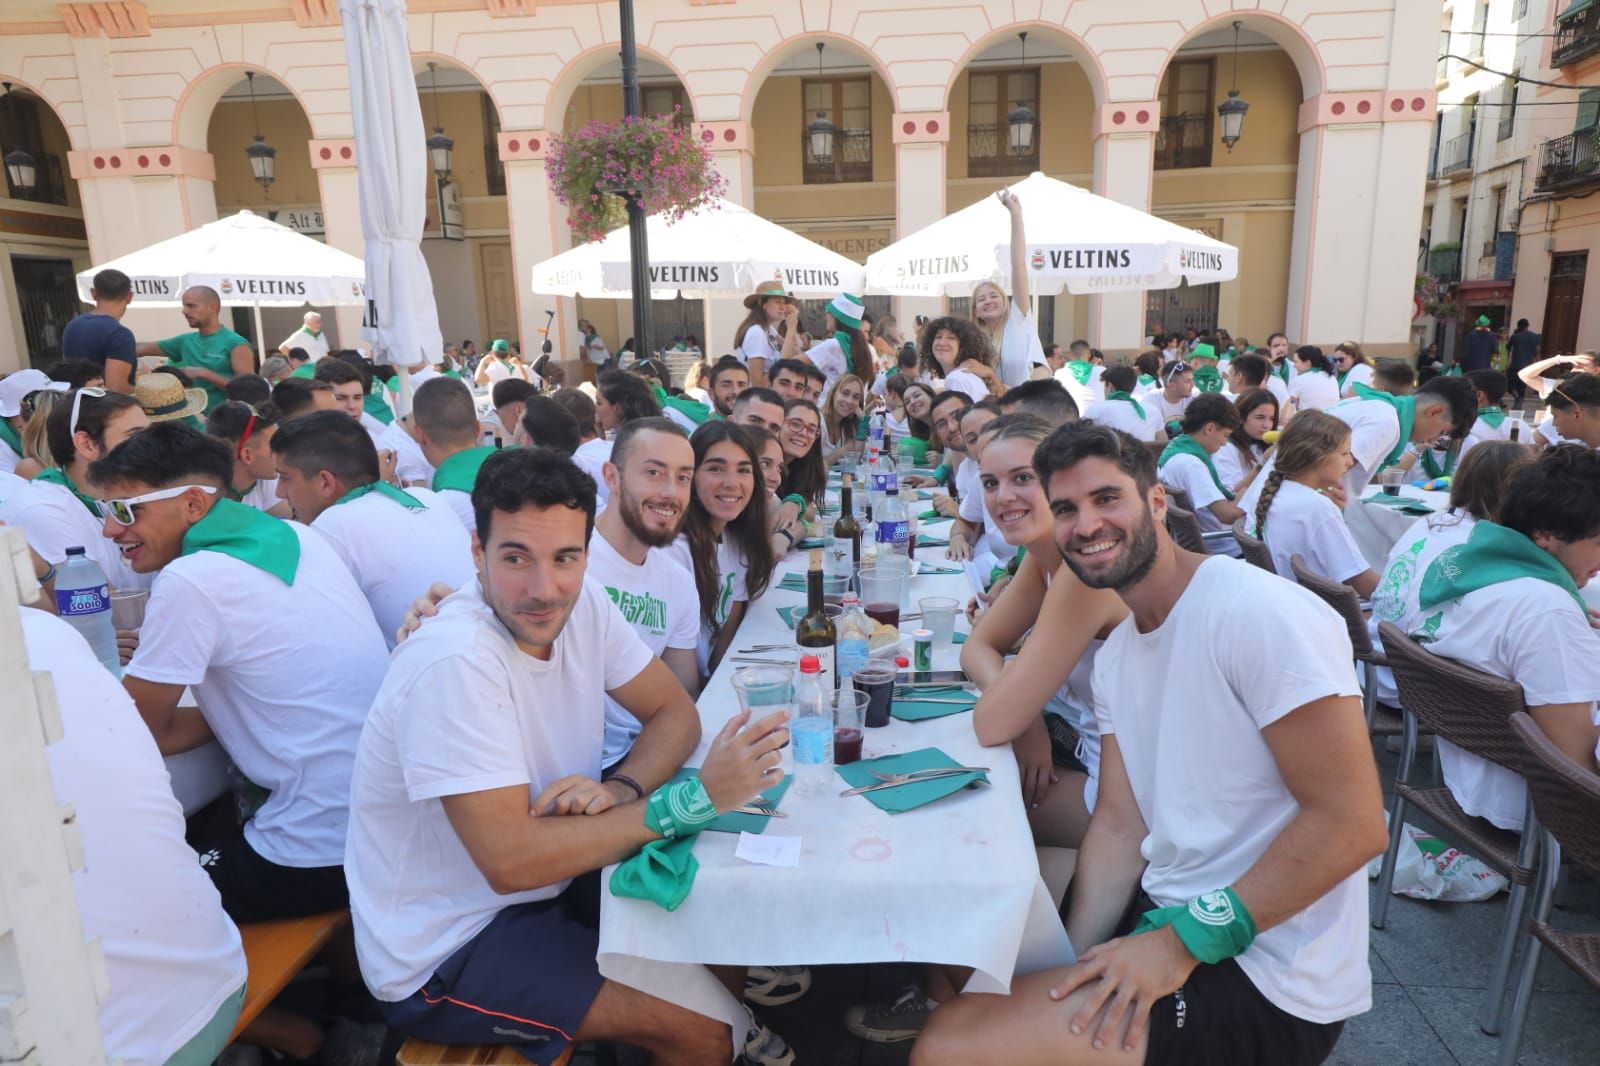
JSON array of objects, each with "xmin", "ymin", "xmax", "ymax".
[
  {"xmin": 802, "ymin": 129, "xmax": 872, "ymax": 184},
  {"xmin": 1535, "ymin": 128, "xmax": 1600, "ymax": 192},
  {"xmin": 1429, "ymin": 245, "xmax": 1462, "ymax": 284},
  {"xmin": 1554, "ymin": 3, "xmax": 1600, "ymax": 66},
  {"xmin": 1438, "ymin": 131, "xmax": 1474, "ymax": 176},
  {"xmin": 1154, "ymin": 113, "xmax": 1211, "ymax": 171},
  {"xmin": 966, "ymin": 124, "xmax": 1037, "ymax": 178}
]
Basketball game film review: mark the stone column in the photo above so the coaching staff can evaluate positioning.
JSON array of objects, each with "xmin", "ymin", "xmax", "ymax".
[
  {"xmin": 1089, "ymin": 102, "xmax": 1158, "ymax": 355},
  {"xmin": 892, "ymin": 112, "xmax": 950, "ymax": 325},
  {"xmin": 309, "ymin": 138, "xmax": 365, "ymax": 352}
]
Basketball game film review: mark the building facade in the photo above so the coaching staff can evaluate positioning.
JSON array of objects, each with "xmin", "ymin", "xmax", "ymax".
[{"xmin": 0, "ymin": 0, "xmax": 1440, "ymax": 372}]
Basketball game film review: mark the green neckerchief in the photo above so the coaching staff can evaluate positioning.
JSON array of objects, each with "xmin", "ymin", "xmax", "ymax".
[
  {"xmin": 432, "ymin": 446, "xmax": 495, "ymax": 494},
  {"xmin": 1064, "ymin": 361, "xmax": 1095, "ymax": 386},
  {"xmin": 1137, "ymin": 373, "xmax": 1157, "ymax": 389},
  {"xmin": 1419, "ymin": 520, "xmax": 1586, "ymax": 615},
  {"xmin": 1191, "ymin": 365, "xmax": 1224, "ymax": 394},
  {"xmin": 1419, "ymin": 443, "xmax": 1457, "ymax": 479},
  {"xmin": 1337, "ymin": 368, "xmax": 1351, "ymax": 390},
  {"xmin": 33, "ymin": 467, "xmax": 99, "ymax": 517},
  {"xmin": 1477, "ymin": 406, "xmax": 1506, "ymax": 430},
  {"xmin": 226, "ymin": 480, "xmax": 255, "ymax": 502},
  {"xmin": 334, "ymin": 480, "xmax": 426, "ymax": 511},
  {"xmin": 1351, "ymin": 383, "xmax": 1417, "ymax": 471},
  {"xmin": 442, "ymin": 369, "xmax": 463, "ymax": 380},
  {"xmin": 1107, "ymin": 390, "xmax": 1146, "ymax": 419},
  {"xmin": 1274, "ymin": 360, "xmax": 1291, "ymax": 383},
  {"xmin": 834, "ymin": 329, "xmax": 853, "ymax": 369},
  {"xmin": 647, "ymin": 382, "xmax": 713, "ymax": 426},
  {"xmin": 304, "ymin": 328, "xmax": 322, "ymax": 339},
  {"xmin": 0, "ymin": 417, "xmax": 21, "ymax": 455},
  {"xmin": 288, "ymin": 363, "xmax": 316, "ymax": 379},
  {"xmin": 1157, "ymin": 434, "xmax": 1234, "ymax": 500},
  {"xmin": 181, "ymin": 499, "xmax": 300, "ymax": 585},
  {"xmin": 362, "ymin": 392, "xmax": 394, "ymax": 425}
]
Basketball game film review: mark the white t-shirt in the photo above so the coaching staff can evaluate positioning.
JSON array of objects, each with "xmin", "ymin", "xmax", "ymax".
[
  {"xmin": 1337, "ymin": 364, "xmax": 1374, "ymax": 399},
  {"xmin": 280, "ymin": 327, "xmax": 330, "ymax": 362},
  {"xmin": 435, "ymin": 487, "xmax": 475, "ymax": 533},
  {"xmin": 957, "ymin": 455, "xmax": 1011, "ymax": 562},
  {"xmin": 573, "ymin": 437, "xmax": 614, "ymax": 507},
  {"xmin": 1250, "ymin": 480, "xmax": 1369, "ymax": 583},
  {"xmin": 479, "ymin": 358, "xmax": 512, "ymax": 384},
  {"xmin": 358, "ymin": 411, "xmax": 389, "ymax": 448},
  {"xmin": 30, "ymin": 607, "xmax": 247, "ymax": 1066},
  {"xmin": 1158, "ymin": 452, "xmax": 1236, "ymax": 549},
  {"xmin": 1288, "ymin": 369, "xmax": 1340, "ymax": 412},
  {"xmin": 311, "ymin": 487, "xmax": 476, "ymax": 650},
  {"xmin": 126, "ymin": 522, "xmax": 389, "ymax": 867},
  {"xmin": 0, "ymin": 466, "xmax": 25, "ymax": 503},
  {"xmin": 942, "ymin": 366, "xmax": 991, "ymax": 403},
  {"xmin": 1211, "ymin": 440, "xmax": 1260, "ymax": 496},
  {"xmin": 1084, "ymin": 396, "xmax": 1163, "ymax": 442},
  {"xmin": 0, "ymin": 476, "xmax": 152, "ymax": 591},
  {"xmin": 238, "ymin": 478, "xmax": 282, "ymax": 514},
  {"xmin": 1091, "ymin": 556, "xmax": 1370, "ymax": 1023},
  {"xmin": 1417, "ymin": 576, "xmax": 1600, "ymax": 831},
  {"xmin": 664, "ymin": 533, "xmax": 747, "ymax": 676},
  {"xmin": 346, "ymin": 580, "xmax": 652, "ymax": 1001},
  {"xmin": 0, "ymin": 435, "xmax": 21, "ymax": 474},
  {"xmin": 994, "ymin": 300, "xmax": 1048, "ymax": 388},
  {"xmin": 1054, "ymin": 363, "xmax": 1106, "ymax": 415},
  {"xmin": 1366, "ymin": 513, "xmax": 1476, "ymax": 705},
  {"xmin": 585, "ymin": 333, "xmax": 611, "ymax": 366},
  {"xmin": 738, "ymin": 322, "xmax": 783, "ymax": 368},
  {"xmin": 377, "ymin": 420, "xmax": 435, "ymax": 487},
  {"xmin": 804, "ymin": 337, "xmax": 851, "ymax": 397},
  {"xmin": 1240, "ymin": 398, "xmax": 1400, "ymax": 515},
  {"xmin": 1460, "ymin": 411, "xmax": 1512, "ymax": 463},
  {"xmin": 1264, "ymin": 374, "xmax": 1291, "ymax": 406},
  {"xmin": 1145, "ymin": 390, "xmax": 1191, "ymax": 429},
  {"xmin": 585, "ymin": 531, "xmax": 699, "ymax": 766}
]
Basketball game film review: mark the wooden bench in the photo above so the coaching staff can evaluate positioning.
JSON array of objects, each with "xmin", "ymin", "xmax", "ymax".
[
  {"xmin": 396, "ymin": 1037, "xmax": 574, "ymax": 1065},
  {"xmin": 227, "ymin": 909, "xmax": 351, "ymax": 1041}
]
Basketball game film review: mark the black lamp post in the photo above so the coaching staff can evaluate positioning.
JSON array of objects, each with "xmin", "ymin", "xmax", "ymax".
[
  {"xmin": 620, "ymin": 0, "xmax": 654, "ymax": 359},
  {"xmin": 425, "ymin": 62, "xmax": 454, "ymax": 183},
  {"xmin": 1, "ymin": 83, "xmax": 36, "ymax": 199},
  {"xmin": 807, "ymin": 43, "xmax": 836, "ymax": 165},
  {"xmin": 243, "ymin": 72, "xmax": 276, "ymax": 194},
  {"xmin": 1007, "ymin": 32, "xmax": 1036, "ymax": 157},
  {"xmin": 1217, "ymin": 20, "xmax": 1250, "ymax": 152}
]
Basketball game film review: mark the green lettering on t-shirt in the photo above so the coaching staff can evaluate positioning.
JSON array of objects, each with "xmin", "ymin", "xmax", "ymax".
[{"xmin": 603, "ymin": 584, "xmax": 668, "ymax": 634}]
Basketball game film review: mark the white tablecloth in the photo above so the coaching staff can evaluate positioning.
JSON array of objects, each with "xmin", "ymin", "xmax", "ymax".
[
  {"xmin": 598, "ymin": 516, "xmax": 1074, "ymax": 1027},
  {"xmin": 1347, "ymin": 486, "xmax": 1452, "ymax": 570}
]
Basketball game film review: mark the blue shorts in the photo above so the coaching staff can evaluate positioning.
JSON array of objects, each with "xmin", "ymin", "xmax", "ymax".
[{"xmin": 381, "ymin": 873, "xmax": 605, "ymax": 1065}]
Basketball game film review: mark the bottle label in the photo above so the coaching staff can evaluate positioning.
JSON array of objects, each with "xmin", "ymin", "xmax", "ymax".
[
  {"xmin": 869, "ymin": 471, "xmax": 897, "ymax": 495},
  {"xmin": 825, "ymin": 537, "xmax": 852, "ymax": 577},
  {"xmin": 57, "ymin": 582, "xmax": 110, "ymax": 618},
  {"xmin": 792, "ymin": 715, "xmax": 832, "ymax": 766},
  {"xmin": 838, "ymin": 637, "xmax": 870, "ymax": 681},
  {"xmin": 803, "ymin": 646, "xmax": 836, "ymax": 691},
  {"xmin": 876, "ymin": 519, "xmax": 909, "ymax": 550}
]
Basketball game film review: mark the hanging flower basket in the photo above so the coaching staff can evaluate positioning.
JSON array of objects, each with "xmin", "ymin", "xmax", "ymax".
[{"xmin": 545, "ymin": 108, "xmax": 728, "ymax": 244}]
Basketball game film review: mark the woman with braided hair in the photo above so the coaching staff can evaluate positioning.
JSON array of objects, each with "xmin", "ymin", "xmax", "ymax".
[{"xmin": 1250, "ymin": 409, "xmax": 1379, "ymax": 595}]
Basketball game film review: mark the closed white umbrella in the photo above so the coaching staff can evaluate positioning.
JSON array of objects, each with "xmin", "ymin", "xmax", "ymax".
[
  {"xmin": 531, "ymin": 198, "xmax": 866, "ymax": 299},
  {"xmin": 864, "ymin": 171, "xmax": 1237, "ymax": 297},
  {"xmin": 339, "ymin": 0, "xmax": 443, "ymax": 381}
]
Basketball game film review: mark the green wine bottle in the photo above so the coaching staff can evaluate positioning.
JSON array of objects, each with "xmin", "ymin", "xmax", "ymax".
[{"xmin": 796, "ymin": 547, "xmax": 838, "ymax": 689}]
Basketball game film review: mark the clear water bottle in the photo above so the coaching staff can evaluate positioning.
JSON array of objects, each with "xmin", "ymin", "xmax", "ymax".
[
  {"xmin": 791, "ymin": 655, "xmax": 833, "ymax": 796},
  {"xmin": 869, "ymin": 439, "xmax": 899, "ymax": 501},
  {"xmin": 836, "ymin": 593, "xmax": 872, "ymax": 685},
  {"xmin": 875, "ymin": 488, "xmax": 911, "ymax": 559},
  {"xmin": 55, "ymin": 547, "xmax": 121, "ymax": 677}
]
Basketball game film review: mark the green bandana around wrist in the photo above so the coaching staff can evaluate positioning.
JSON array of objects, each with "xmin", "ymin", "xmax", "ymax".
[
  {"xmin": 1107, "ymin": 390, "xmax": 1146, "ymax": 419},
  {"xmin": 1350, "ymin": 383, "xmax": 1417, "ymax": 471},
  {"xmin": 432, "ymin": 446, "xmax": 495, "ymax": 494},
  {"xmin": 1419, "ymin": 520, "xmax": 1587, "ymax": 615},
  {"xmin": 335, "ymin": 480, "xmax": 426, "ymax": 511},
  {"xmin": 362, "ymin": 392, "xmax": 395, "ymax": 425},
  {"xmin": 33, "ymin": 467, "xmax": 100, "ymax": 517},
  {"xmin": 0, "ymin": 416, "xmax": 21, "ymax": 456},
  {"xmin": 1065, "ymin": 361, "xmax": 1095, "ymax": 386},
  {"xmin": 1157, "ymin": 434, "xmax": 1234, "ymax": 500},
  {"xmin": 181, "ymin": 498, "xmax": 300, "ymax": 585},
  {"xmin": 1191, "ymin": 365, "xmax": 1224, "ymax": 394},
  {"xmin": 1134, "ymin": 887, "xmax": 1257, "ymax": 965},
  {"xmin": 1477, "ymin": 406, "xmax": 1506, "ymax": 430},
  {"xmin": 643, "ymin": 776, "xmax": 719, "ymax": 840}
]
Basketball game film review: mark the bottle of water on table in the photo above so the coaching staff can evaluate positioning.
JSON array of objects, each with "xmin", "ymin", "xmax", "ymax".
[
  {"xmin": 791, "ymin": 655, "xmax": 833, "ymax": 796},
  {"xmin": 55, "ymin": 547, "xmax": 121, "ymax": 677}
]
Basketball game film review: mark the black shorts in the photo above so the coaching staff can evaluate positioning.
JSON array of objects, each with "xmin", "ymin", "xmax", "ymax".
[
  {"xmin": 1046, "ymin": 713, "xmax": 1089, "ymax": 774},
  {"xmin": 199, "ymin": 833, "xmax": 349, "ymax": 923},
  {"xmin": 1144, "ymin": 957, "xmax": 1345, "ymax": 1066},
  {"xmin": 381, "ymin": 873, "xmax": 606, "ymax": 1066}
]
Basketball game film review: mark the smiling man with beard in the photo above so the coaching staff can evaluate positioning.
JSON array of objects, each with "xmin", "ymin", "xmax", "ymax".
[{"xmin": 913, "ymin": 423, "xmax": 1388, "ymax": 1066}]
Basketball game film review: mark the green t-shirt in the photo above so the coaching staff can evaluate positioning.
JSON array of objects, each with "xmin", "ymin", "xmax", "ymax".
[{"xmin": 158, "ymin": 327, "xmax": 250, "ymax": 412}]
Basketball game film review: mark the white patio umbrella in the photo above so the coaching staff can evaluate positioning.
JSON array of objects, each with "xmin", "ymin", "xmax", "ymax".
[
  {"xmin": 864, "ymin": 171, "xmax": 1237, "ymax": 296},
  {"xmin": 531, "ymin": 198, "xmax": 867, "ymax": 300},
  {"xmin": 75, "ymin": 209, "xmax": 366, "ymax": 347},
  {"xmin": 339, "ymin": 0, "xmax": 443, "ymax": 402}
]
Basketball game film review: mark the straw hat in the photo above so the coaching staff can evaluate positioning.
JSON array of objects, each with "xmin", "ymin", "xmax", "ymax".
[
  {"xmin": 134, "ymin": 373, "xmax": 208, "ymax": 422},
  {"xmin": 743, "ymin": 279, "xmax": 796, "ymax": 310}
]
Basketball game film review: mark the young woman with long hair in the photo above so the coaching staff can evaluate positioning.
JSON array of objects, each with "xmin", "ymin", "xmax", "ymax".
[
  {"xmin": 821, "ymin": 373, "xmax": 865, "ymax": 465},
  {"xmin": 776, "ymin": 398, "xmax": 827, "ymax": 511},
  {"xmin": 1213, "ymin": 387, "xmax": 1279, "ymax": 494},
  {"xmin": 968, "ymin": 189, "xmax": 1050, "ymax": 387},
  {"xmin": 920, "ymin": 315, "xmax": 999, "ymax": 402},
  {"xmin": 801, "ymin": 293, "xmax": 874, "ymax": 395},
  {"xmin": 745, "ymin": 425, "xmax": 802, "ymax": 557},
  {"xmin": 1250, "ymin": 409, "xmax": 1378, "ymax": 595},
  {"xmin": 732, "ymin": 280, "xmax": 801, "ymax": 386},
  {"xmin": 1334, "ymin": 340, "xmax": 1375, "ymax": 398},
  {"xmin": 663, "ymin": 421, "xmax": 775, "ymax": 678},
  {"xmin": 1285, "ymin": 344, "xmax": 1340, "ymax": 415},
  {"xmin": 894, "ymin": 381, "xmax": 940, "ymax": 465}
]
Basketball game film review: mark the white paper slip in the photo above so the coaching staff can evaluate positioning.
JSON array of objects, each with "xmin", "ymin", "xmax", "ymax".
[{"xmin": 735, "ymin": 832, "xmax": 801, "ymax": 867}]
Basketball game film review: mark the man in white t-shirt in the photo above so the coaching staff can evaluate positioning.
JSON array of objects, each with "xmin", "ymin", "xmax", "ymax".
[
  {"xmin": 553, "ymin": 387, "xmax": 616, "ymax": 507},
  {"xmin": 1083, "ymin": 365, "xmax": 1166, "ymax": 442},
  {"xmin": 1145, "ymin": 361, "xmax": 1195, "ymax": 432},
  {"xmin": 348, "ymin": 446, "xmax": 790, "ymax": 1065},
  {"xmin": 271, "ymin": 410, "xmax": 475, "ymax": 648},
  {"xmin": 919, "ymin": 422, "xmax": 1387, "ymax": 1065},
  {"xmin": 1542, "ymin": 372, "xmax": 1600, "ymax": 450},
  {"xmin": 1054, "ymin": 340, "xmax": 1105, "ymax": 413},
  {"xmin": 1224, "ymin": 351, "xmax": 1289, "ymax": 407},
  {"xmin": 314, "ymin": 356, "xmax": 388, "ymax": 446},
  {"xmin": 1156, "ymin": 394, "xmax": 1245, "ymax": 553},
  {"xmin": 91, "ymin": 421, "xmax": 389, "ymax": 925},
  {"xmin": 1409, "ymin": 446, "xmax": 1600, "ymax": 832},
  {"xmin": 205, "ymin": 399, "xmax": 292, "ymax": 518},
  {"xmin": 413, "ymin": 376, "xmax": 493, "ymax": 530},
  {"xmin": 0, "ymin": 387, "xmax": 152, "ymax": 591},
  {"xmin": 29, "ymin": 606, "xmax": 248, "ymax": 1066},
  {"xmin": 278, "ymin": 310, "xmax": 331, "ymax": 362}
]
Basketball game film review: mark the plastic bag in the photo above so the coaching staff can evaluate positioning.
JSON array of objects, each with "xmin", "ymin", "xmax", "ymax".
[{"xmin": 1368, "ymin": 820, "xmax": 1507, "ymax": 902}]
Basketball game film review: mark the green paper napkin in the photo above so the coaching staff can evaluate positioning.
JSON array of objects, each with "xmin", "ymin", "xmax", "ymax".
[
  {"xmin": 777, "ymin": 574, "xmax": 809, "ymax": 592},
  {"xmin": 834, "ymin": 748, "xmax": 989, "ymax": 813},
  {"xmin": 1362, "ymin": 494, "xmax": 1434, "ymax": 516},
  {"xmin": 666, "ymin": 769, "xmax": 792, "ymax": 835},
  {"xmin": 891, "ymin": 686, "xmax": 978, "ymax": 722},
  {"xmin": 918, "ymin": 509, "xmax": 941, "ymax": 521},
  {"xmin": 609, "ymin": 836, "xmax": 699, "ymax": 911},
  {"xmin": 952, "ymin": 631, "xmax": 968, "ymax": 644},
  {"xmin": 796, "ymin": 538, "xmax": 827, "ymax": 550},
  {"xmin": 776, "ymin": 604, "xmax": 803, "ymax": 627},
  {"xmin": 916, "ymin": 534, "xmax": 949, "ymax": 547}
]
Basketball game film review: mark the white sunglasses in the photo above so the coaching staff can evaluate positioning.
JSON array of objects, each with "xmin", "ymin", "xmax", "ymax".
[
  {"xmin": 69, "ymin": 386, "xmax": 109, "ymax": 437},
  {"xmin": 97, "ymin": 484, "xmax": 217, "ymax": 525}
]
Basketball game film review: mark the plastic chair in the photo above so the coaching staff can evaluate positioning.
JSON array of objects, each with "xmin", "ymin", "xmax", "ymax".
[
  {"xmin": 1497, "ymin": 713, "xmax": 1600, "ymax": 1066},
  {"xmin": 1289, "ymin": 555, "xmax": 1399, "ymax": 735},
  {"xmin": 1230, "ymin": 517, "xmax": 1275, "ymax": 573},
  {"xmin": 1373, "ymin": 623, "xmax": 1538, "ymax": 1035}
]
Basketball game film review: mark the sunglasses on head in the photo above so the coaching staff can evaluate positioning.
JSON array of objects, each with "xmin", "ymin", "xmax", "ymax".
[
  {"xmin": 69, "ymin": 386, "xmax": 109, "ymax": 438},
  {"xmin": 97, "ymin": 484, "xmax": 217, "ymax": 526}
]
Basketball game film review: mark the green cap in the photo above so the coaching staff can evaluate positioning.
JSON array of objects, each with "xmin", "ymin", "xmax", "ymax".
[
  {"xmin": 490, "ymin": 339, "xmax": 511, "ymax": 353},
  {"xmin": 1475, "ymin": 315, "xmax": 1491, "ymax": 327},
  {"xmin": 1190, "ymin": 342, "xmax": 1217, "ymax": 362}
]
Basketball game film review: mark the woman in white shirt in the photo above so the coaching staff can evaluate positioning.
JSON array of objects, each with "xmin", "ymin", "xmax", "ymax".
[
  {"xmin": 1285, "ymin": 344, "xmax": 1341, "ymax": 415},
  {"xmin": 820, "ymin": 373, "xmax": 865, "ymax": 466},
  {"xmin": 731, "ymin": 280, "xmax": 801, "ymax": 385},
  {"xmin": 970, "ymin": 189, "xmax": 1050, "ymax": 388},
  {"xmin": 1250, "ymin": 409, "xmax": 1380, "ymax": 596},
  {"xmin": 801, "ymin": 293, "xmax": 873, "ymax": 398},
  {"xmin": 1334, "ymin": 341, "xmax": 1375, "ymax": 398},
  {"xmin": 920, "ymin": 315, "xmax": 1001, "ymax": 402},
  {"xmin": 1212, "ymin": 387, "xmax": 1279, "ymax": 496},
  {"xmin": 896, "ymin": 382, "xmax": 941, "ymax": 467}
]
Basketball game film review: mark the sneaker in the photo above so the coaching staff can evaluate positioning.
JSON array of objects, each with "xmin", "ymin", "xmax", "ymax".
[
  {"xmin": 740, "ymin": 1004, "xmax": 796, "ymax": 1066},
  {"xmin": 744, "ymin": 965, "xmax": 811, "ymax": 1006},
  {"xmin": 844, "ymin": 984, "xmax": 930, "ymax": 1044}
]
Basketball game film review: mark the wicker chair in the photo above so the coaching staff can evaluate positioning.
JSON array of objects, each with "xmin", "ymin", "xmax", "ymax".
[
  {"xmin": 1164, "ymin": 485, "xmax": 1194, "ymax": 512},
  {"xmin": 1289, "ymin": 555, "xmax": 1399, "ymax": 736},
  {"xmin": 1496, "ymin": 713, "xmax": 1600, "ymax": 1066},
  {"xmin": 1164, "ymin": 503, "xmax": 1208, "ymax": 554},
  {"xmin": 1374, "ymin": 623, "xmax": 1538, "ymax": 1035},
  {"xmin": 1230, "ymin": 517, "xmax": 1275, "ymax": 573}
]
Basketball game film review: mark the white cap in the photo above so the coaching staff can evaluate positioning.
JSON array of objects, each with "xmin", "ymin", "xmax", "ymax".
[{"xmin": 0, "ymin": 369, "xmax": 67, "ymax": 418}]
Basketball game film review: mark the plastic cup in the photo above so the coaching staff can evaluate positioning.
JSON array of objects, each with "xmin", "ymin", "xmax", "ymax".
[
  {"xmin": 731, "ymin": 666, "xmax": 795, "ymax": 775},
  {"xmin": 110, "ymin": 588, "xmax": 148, "ymax": 631},
  {"xmin": 819, "ymin": 572, "xmax": 851, "ymax": 605},
  {"xmin": 896, "ymin": 451, "xmax": 915, "ymax": 476},
  {"xmin": 858, "ymin": 558, "xmax": 909, "ymax": 629},
  {"xmin": 832, "ymin": 689, "xmax": 870, "ymax": 764},
  {"xmin": 1380, "ymin": 468, "xmax": 1405, "ymax": 496},
  {"xmin": 853, "ymin": 661, "xmax": 898, "ymax": 728},
  {"xmin": 918, "ymin": 596, "xmax": 959, "ymax": 646}
]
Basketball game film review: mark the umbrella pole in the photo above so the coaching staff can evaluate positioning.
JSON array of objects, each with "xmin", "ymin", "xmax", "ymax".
[
  {"xmin": 394, "ymin": 363, "xmax": 414, "ymax": 422},
  {"xmin": 252, "ymin": 303, "xmax": 266, "ymax": 369},
  {"xmin": 620, "ymin": 0, "xmax": 655, "ymax": 358}
]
